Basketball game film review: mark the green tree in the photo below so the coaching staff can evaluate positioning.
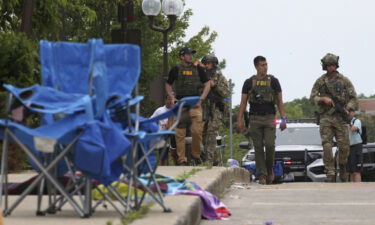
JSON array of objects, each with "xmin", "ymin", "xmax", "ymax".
[
  {"xmin": 284, "ymin": 103, "xmax": 304, "ymax": 119},
  {"xmin": 1, "ymin": 0, "xmax": 219, "ymax": 117},
  {"xmin": 284, "ymin": 97, "xmax": 316, "ymax": 118},
  {"xmin": 1, "ymin": 0, "xmax": 220, "ymax": 172},
  {"xmin": 0, "ymin": 32, "xmax": 39, "ymax": 88},
  {"xmin": 358, "ymin": 93, "xmax": 375, "ymax": 99}
]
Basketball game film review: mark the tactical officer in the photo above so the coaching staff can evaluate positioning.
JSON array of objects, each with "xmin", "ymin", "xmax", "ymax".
[
  {"xmin": 165, "ymin": 47, "xmax": 211, "ymax": 166},
  {"xmin": 237, "ymin": 56, "xmax": 287, "ymax": 185},
  {"xmin": 201, "ymin": 54, "xmax": 230, "ymax": 166},
  {"xmin": 310, "ymin": 53, "xmax": 358, "ymax": 182}
]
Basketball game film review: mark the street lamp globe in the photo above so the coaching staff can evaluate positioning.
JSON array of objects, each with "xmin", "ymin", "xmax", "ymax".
[
  {"xmin": 142, "ymin": 0, "xmax": 161, "ymax": 16},
  {"xmin": 162, "ymin": 0, "xmax": 183, "ymax": 16}
]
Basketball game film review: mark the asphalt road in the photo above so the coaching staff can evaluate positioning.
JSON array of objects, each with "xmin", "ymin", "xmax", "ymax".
[{"xmin": 201, "ymin": 182, "xmax": 375, "ymax": 225}]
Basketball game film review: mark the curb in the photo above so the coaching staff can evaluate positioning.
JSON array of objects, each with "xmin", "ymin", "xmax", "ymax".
[
  {"xmin": 132, "ymin": 167, "xmax": 250, "ymax": 225},
  {"xmin": 205, "ymin": 167, "xmax": 251, "ymax": 197}
]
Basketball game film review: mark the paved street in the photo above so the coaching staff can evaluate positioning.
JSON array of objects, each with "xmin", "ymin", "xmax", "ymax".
[{"xmin": 201, "ymin": 182, "xmax": 375, "ymax": 225}]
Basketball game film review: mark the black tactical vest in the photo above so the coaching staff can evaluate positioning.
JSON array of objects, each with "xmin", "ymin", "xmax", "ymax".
[
  {"xmin": 248, "ymin": 75, "xmax": 276, "ymax": 104},
  {"xmin": 174, "ymin": 64, "xmax": 202, "ymax": 97}
]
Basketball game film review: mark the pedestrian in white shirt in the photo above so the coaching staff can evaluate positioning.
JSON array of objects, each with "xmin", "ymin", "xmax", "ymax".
[
  {"xmin": 347, "ymin": 109, "xmax": 363, "ymax": 182},
  {"xmin": 151, "ymin": 95, "xmax": 176, "ymax": 165}
]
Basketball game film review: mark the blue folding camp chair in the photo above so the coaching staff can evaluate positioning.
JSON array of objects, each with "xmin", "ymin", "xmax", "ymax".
[
  {"xmin": 1, "ymin": 39, "xmax": 200, "ymax": 218},
  {"xmin": 39, "ymin": 39, "xmax": 201, "ymax": 214},
  {"xmin": 41, "ymin": 39, "xmax": 200, "ymax": 214},
  {"xmin": 109, "ymin": 96, "xmax": 199, "ymax": 212},
  {"xmin": 0, "ymin": 87, "xmax": 95, "ymax": 217},
  {"xmin": 0, "ymin": 39, "xmax": 124, "ymax": 218},
  {"xmin": 38, "ymin": 40, "xmax": 147, "ymax": 215}
]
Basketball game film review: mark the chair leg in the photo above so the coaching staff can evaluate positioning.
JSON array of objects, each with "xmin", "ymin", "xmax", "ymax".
[
  {"xmin": 4, "ymin": 132, "xmax": 86, "ymax": 217},
  {"xmin": 1, "ymin": 93, "xmax": 13, "ymax": 213},
  {"xmin": 0, "ymin": 128, "xmax": 10, "ymax": 212},
  {"xmin": 36, "ymin": 177, "xmax": 46, "ymax": 216},
  {"xmin": 93, "ymin": 186, "xmax": 125, "ymax": 216},
  {"xmin": 135, "ymin": 144, "xmax": 171, "ymax": 212},
  {"xmin": 84, "ymin": 177, "xmax": 92, "ymax": 217}
]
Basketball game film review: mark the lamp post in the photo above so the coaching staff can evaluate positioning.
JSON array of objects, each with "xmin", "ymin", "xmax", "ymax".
[{"xmin": 142, "ymin": 0, "xmax": 183, "ymax": 105}]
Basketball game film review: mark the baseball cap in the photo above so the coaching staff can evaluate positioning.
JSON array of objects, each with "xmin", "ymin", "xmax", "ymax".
[{"xmin": 179, "ymin": 47, "xmax": 196, "ymax": 56}]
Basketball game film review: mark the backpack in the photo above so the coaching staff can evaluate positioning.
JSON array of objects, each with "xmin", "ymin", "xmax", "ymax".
[{"xmin": 353, "ymin": 119, "xmax": 367, "ymax": 145}]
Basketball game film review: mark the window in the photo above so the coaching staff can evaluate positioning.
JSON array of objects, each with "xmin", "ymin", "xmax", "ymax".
[{"xmin": 276, "ymin": 127, "xmax": 321, "ymax": 146}]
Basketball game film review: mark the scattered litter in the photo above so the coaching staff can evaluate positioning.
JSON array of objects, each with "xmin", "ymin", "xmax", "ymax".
[
  {"xmin": 229, "ymin": 195, "xmax": 240, "ymax": 200},
  {"xmin": 227, "ymin": 159, "xmax": 240, "ymax": 168},
  {"xmin": 232, "ymin": 184, "xmax": 245, "ymax": 189},
  {"xmin": 231, "ymin": 183, "xmax": 252, "ymax": 190},
  {"xmin": 265, "ymin": 221, "xmax": 281, "ymax": 225}
]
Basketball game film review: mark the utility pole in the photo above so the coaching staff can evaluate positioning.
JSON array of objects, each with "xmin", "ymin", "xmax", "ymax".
[{"xmin": 229, "ymin": 79, "xmax": 233, "ymax": 159}]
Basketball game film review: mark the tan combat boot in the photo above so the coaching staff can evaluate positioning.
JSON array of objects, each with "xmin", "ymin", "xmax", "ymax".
[
  {"xmin": 324, "ymin": 174, "xmax": 336, "ymax": 183},
  {"xmin": 267, "ymin": 168, "xmax": 274, "ymax": 184},
  {"xmin": 259, "ymin": 175, "xmax": 267, "ymax": 185},
  {"xmin": 339, "ymin": 164, "xmax": 348, "ymax": 182}
]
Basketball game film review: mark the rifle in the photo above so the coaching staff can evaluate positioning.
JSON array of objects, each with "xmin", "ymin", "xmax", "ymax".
[
  {"xmin": 323, "ymin": 82, "xmax": 350, "ymax": 123},
  {"xmin": 206, "ymin": 91, "xmax": 225, "ymax": 112},
  {"xmin": 314, "ymin": 111, "xmax": 320, "ymax": 125}
]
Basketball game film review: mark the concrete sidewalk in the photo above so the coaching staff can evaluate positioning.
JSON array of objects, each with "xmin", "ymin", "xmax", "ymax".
[
  {"xmin": 202, "ymin": 182, "xmax": 375, "ymax": 225},
  {"xmin": 3, "ymin": 166, "xmax": 250, "ymax": 225}
]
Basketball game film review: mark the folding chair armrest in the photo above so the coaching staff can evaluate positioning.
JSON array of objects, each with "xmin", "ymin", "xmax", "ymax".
[
  {"xmin": 3, "ymin": 84, "xmax": 93, "ymax": 115},
  {"xmin": 140, "ymin": 96, "xmax": 200, "ymax": 128},
  {"xmin": 107, "ymin": 95, "xmax": 144, "ymax": 109},
  {"xmin": 163, "ymin": 96, "xmax": 200, "ymax": 130},
  {"xmin": 179, "ymin": 96, "xmax": 200, "ymax": 108}
]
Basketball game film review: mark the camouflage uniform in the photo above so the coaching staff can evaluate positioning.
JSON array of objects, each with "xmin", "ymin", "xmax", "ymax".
[
  {"xmin": 202, "ymin": 69, "xmax": 229, "ymax": 165},
  {"xmin": 310, "ymin": 73, "xmax": 358, "ymax": 176}
]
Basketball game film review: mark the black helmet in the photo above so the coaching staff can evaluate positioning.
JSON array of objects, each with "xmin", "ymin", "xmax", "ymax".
[
  {"xmin": 321, "ymin": 53, "xmax": 339, "ymax": 70},
  {"xmin": 179, "ymin": 47, "xmax": 196, "ymax": 56},
  {"xmin": 201, "ymin": 54, "xmax": 219, "ymax": 66}
]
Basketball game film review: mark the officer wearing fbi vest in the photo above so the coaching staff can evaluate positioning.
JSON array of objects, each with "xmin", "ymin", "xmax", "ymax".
[
  {"xmin": 310, "ymin": 53, "xmax": 358, "ymax": 182},
  {"xmin": 201, "ymin": 54, "xmax": 230, "ymax": 165},
  {"xmin": 237, "ymin": 56, "xmax": 287, "ymax": 185},
  {"xmin": 165, "ymin": 47, "xmax": 211, "ymax": 165}
]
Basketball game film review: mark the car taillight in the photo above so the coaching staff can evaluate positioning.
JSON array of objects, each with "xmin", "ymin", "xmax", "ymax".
[
  {"xmin": 284, "ymin": 161, "xmax": 293, "ymax": 165},
  {"xmin": 274, "ymin": 118, "xmax": 286, "ymax": 125}
]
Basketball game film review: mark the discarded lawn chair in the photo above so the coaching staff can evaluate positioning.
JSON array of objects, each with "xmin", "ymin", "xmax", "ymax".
[
  {"xmin": 0, "ymin": 39, "xmax": 199, "ymax": 218},
  {"xmin": 39, "ymin": 39, "xmax": 199, "ymax": 213}
]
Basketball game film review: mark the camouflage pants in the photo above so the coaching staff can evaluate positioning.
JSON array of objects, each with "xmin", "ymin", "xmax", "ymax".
[
  {"xmin": 319, "ymin": 114, "xmax": 350, "ymax": 175},
  {"xmin": 249, "ymin": 114, "xmax": 276, "ymax": 176},
  {"xmin": 203, "ymin": 117, "xmax": 220, "ymax": 165}
]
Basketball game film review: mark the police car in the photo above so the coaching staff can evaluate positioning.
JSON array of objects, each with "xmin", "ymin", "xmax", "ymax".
[{"xmin": 241, "ymin": 119, "xmax": 337, "ymax": 182}]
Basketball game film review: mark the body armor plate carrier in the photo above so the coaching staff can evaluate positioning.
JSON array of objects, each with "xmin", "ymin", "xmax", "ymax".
[
  {"xmin": 248, "ymin": 75, "xmax": 276, "ymax": 104},
  {"xmin": 174, "ymin": 64, "xmax": 202, "ymax": 97}
]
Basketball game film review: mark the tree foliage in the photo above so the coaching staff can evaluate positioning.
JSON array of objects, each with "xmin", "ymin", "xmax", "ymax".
[
  {"xmin": 0, "ymin": 32, "xmax": 39, "ymax": 88},
  {"xmin": 358, "ymin": 93, "xmax": 375, "ymax": 99},
  {"xmin": 284, "ymin": 97, "xmax": 316, "ymax": 119},
  {"xmin": 0, "ymin": 0, "xmax": 220, "ymax": 171},
  {"xmin": 0, "ymin": 0, "xmax": 219, "ymax": 117}
]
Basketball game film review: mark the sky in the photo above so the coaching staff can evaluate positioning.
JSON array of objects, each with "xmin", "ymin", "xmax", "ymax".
[{"xmin": 183, "ymin": 0, "xmax": 375, "ymax": 106}]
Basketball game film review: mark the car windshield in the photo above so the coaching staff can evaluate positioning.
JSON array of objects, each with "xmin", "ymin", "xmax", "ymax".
[{"xmin": 276, "ymin": 127, "xmax": 321, "ymax": 145}]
